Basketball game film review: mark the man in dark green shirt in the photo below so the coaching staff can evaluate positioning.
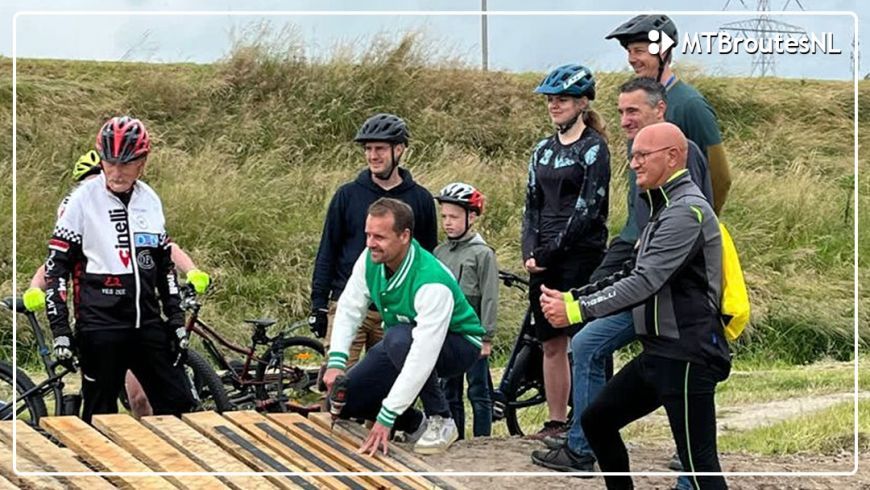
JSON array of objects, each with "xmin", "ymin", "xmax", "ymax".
[{"xmin": 606, "ymin": 14, "xmax": 732, "ymax": 214}]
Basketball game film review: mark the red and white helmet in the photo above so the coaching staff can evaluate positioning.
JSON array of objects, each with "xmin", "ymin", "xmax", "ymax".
[
  {"xmin": 95, "ymin": 116, "xmax": 151, "ymax": 164},
  {"xmin": 435, "ymin": 182, "xmax": 486, "ymax": 215}
]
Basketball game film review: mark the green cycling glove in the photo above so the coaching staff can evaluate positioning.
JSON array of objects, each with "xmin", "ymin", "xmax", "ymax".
[
  {"xmin": 185, "ymin": 269, "xmax": 211, "ymax": 295},
  {"xmin": 23, "ymin": 287, "xmax": 46, "ymax": 312}
]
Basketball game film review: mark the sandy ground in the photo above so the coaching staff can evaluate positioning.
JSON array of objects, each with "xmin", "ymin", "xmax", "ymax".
[{"xmin": 424, "ymin": 437, "xmax": 868, "ymax": 490}]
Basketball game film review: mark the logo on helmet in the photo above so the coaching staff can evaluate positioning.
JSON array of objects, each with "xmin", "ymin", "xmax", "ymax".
[{"xmin": 562, "ymin": 69, "xmax": 589, "ymax": 90}]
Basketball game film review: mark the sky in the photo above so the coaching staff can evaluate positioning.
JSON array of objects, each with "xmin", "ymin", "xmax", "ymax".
[{"xmin": 0, "ymin": 0, "xmax": 864, "ymax": 80}]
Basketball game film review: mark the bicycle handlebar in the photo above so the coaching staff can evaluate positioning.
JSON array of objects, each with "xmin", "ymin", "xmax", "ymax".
[
  {"xmin": 498, "ymin": 270, "xmax": 529, "ymax": 289},
  {"xmin": 2, "ymin": 296, "xmax": 28, "ymax": 315}
]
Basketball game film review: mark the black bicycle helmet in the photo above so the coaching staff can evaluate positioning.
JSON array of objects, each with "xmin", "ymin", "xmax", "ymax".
[
  {"xmin": 354, "ymin": 113, "xmax": 409, "ymax": 145},
  {"xmin": 606, "ymin": 14, "xmax": 678, "ymax": 50}
]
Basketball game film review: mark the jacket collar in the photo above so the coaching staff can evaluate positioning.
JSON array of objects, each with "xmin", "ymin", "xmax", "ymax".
[
  {"xmin": 639, "ymin": 168, "xmax": 691, "ymax": 216},
  {"xmin": 446, "ymin": 231, "xmax": 482, "ymax": 249}
]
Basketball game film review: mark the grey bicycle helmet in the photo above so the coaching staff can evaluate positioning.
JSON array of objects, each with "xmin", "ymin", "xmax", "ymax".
[
  {"xmin": 354, "ymin": 113, "xmax": 409, "ymax": 145},
  {"xmin": 606, "ymin": 14, "xmax": 678, "ymax": 50}
]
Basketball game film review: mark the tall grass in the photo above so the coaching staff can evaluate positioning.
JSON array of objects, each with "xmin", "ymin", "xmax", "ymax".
[{"xmin": 0, "ymin": 33, "xmax": 866, "ymax": 365}]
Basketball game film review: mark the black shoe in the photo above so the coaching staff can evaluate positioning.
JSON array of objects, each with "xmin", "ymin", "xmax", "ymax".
[
  {"xmin": 531, "ymin": 446, "xmax": 595, "ymax": 476},
  {"xmin": 668, "ymin": 452, "xmax": 683, "ymax": 471},
  {"xmin": 542, "ymin": 432, "xmax": 567, "ymax": 450}
]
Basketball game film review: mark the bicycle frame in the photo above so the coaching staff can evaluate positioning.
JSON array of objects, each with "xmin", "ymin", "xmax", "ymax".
[
  {"xmin": 180, "ymin": 288, "xmax": 313, "ymax": 411},
  {"xmin": 1, "ymin": 297, "xmax": 76, "ymax": 418}
]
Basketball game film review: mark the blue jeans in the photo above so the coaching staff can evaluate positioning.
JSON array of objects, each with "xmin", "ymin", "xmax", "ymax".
[
  {"xmin": 567, "ymin": 310, "xmax": 635, "ymax": 456},
  {"xmin": 442, "ymin": 356, "xmax": 492, "ymax": 439}
]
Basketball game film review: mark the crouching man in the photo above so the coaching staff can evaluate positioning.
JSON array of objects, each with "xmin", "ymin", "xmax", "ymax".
[{"xmin": 322, "ymin": 198, "xmax": 484, "ymax": 456}]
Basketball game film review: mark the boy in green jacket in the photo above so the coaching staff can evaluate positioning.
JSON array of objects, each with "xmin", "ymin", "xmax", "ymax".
[{"xmin": 434, "ymin": 183, "xmax": 499, "ymax": 439}]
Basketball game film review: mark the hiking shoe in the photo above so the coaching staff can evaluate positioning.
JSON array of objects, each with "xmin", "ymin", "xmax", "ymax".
[
  {"xmin": 668, "ymin": 452, "xmax": 683, "ymax": 471},
  {"xmin": 413, "ymin": 416, "xmax": 458, "ymax": 455},
  {"xmin": 542, "ymin": 432, "xmax": 568, "ymax": 450},
  {"xmin": 525, "ymin": 420, "xmax": 569, "ymax": 441},
  {"xmin": 531, "ymin": 446, "xmax": 595, "ymax": 475}
]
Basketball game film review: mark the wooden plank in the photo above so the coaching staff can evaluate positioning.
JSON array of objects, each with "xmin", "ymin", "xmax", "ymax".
[
  {"xmin": 93, "ymin": 414, "xmax": 231, "ymax": 490},
  {"xmin": 309, "ymin": 412, "xmax": 466, "ymax": 490},
  {"xmin": 0, "ymin": 438, "xmax": 67, "ymax": 490},
  {"xmin": 224, "ymin": 411, "xmax": 375, "ymax": 490},
  {"xmin": 0, "ymin": 421, "xmax": 116, "ymax": 490},
  {"xmin": 268, "ymin": 413, "xmax": 430, "ymax": 490},
  {"xmin": 40, "ymin": 415, "xmax": 176, "ymax": 490},
  {"xmin": 181, "ymin": 411, "xmax": 318, "ymax": 490},
  {"xmin": 140, "ymin": 415, "xmax": 278, "ymax": 490},
  {"xmin": 0, "ymin": 473, "xmax": 19, "ymax": 490}
]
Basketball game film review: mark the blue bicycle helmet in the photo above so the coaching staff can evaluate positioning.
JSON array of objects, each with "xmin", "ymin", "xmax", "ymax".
[{"xmin": 534, "ymin": 64, "xmax": 596, "ymax": 100}]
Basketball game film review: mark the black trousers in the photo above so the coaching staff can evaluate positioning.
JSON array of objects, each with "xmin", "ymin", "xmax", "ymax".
[
  {"xmin": 581, "ymin": 352, "xmax": 728, "ymax": 490},
  {"xmin": 77, "ymin": 327, "xmax": 197, "ymax": 423},
  {"xmin": 340, "ymin": 324, "xmax": 480, "ymax": 432}
]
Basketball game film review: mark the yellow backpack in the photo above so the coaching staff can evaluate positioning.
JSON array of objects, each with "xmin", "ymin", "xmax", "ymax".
[{"xmin": 719, "ymin": 223, "xmax": 750, "ymax": 341}]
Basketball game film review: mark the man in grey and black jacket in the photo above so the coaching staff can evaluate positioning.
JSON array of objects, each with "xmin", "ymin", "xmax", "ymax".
[{"xmin": 540, "ymin": 122, "xmax": 729, "ymax": 490}]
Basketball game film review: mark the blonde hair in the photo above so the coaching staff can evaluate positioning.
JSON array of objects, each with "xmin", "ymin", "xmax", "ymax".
[{"xmin": 583, "ymin": 108, "xmax": 609, "ymax": 144}]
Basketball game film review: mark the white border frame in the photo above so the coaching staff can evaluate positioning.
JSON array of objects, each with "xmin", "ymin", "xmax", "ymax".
[{"xmin": 10, "ymin": 8, "xmax": 861, "ymax": 480}]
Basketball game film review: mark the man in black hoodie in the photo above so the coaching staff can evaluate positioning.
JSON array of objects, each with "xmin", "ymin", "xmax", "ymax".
[{"xmin": 309, "ymin": 113, "xmax": 438, "ymax": 368}]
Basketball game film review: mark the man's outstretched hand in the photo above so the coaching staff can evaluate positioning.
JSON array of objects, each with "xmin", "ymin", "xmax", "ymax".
[{"xmin": 359, "ymin": 422, "xmax": 391, "ymax": 456}]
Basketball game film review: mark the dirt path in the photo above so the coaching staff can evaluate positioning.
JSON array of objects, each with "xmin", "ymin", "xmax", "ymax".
[
  {"xmin": 638, "ymin": 391, "xmax": 870, "ymax": 433},
  {"xmin": 424, "ymin": 437, "xmax": 867, "ymax": 489}
]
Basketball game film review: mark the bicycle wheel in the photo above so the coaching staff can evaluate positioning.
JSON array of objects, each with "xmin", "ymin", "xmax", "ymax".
[
  {"xmin": 0, "ymin": 360, "xmax": 48, "ymax": 426},
  {"xmin": 254, "ymin": 336, "xmax": 325, "ymax": 413},
  {"xmin": 501, "ymin": 344, "xmax": 549, "ymax": 436},
  {"xmin": 184, "ymin": 350, "xmax": 233, "ymax": 413}
]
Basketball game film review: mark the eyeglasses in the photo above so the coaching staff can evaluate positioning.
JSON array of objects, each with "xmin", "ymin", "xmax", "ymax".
[{"xmin": 630, "ymin": 145, "xmax": 675, "ymax": 164}]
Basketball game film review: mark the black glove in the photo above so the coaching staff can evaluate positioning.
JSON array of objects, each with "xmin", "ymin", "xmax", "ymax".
[
  {"xmin": 171, "ymin": 326, "xmax": 189, "ymax": 367},
  {"xmin": 308, "ymin": 308, "xmax": 329, "ymax": 338}
]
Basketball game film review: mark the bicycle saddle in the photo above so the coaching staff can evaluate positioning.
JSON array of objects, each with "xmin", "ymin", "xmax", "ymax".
[
  {"xmin": 244, "ymin": 318, "xmax": 277, "ymax": 329},
  {"xmin": 1, "ymin": 296, "xmax": 26, "ymax": 314}
]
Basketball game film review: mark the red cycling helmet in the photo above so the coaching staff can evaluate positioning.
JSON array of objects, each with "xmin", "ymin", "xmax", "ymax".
[{"xmin": 95, "ymin": 116, "xmax": 151, "ymax": 164}]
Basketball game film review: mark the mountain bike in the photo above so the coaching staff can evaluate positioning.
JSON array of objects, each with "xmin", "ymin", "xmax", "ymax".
[
  {"xmin": 180, "ymin": 286, "xmax": 325, "ymax": 415},
  {"xmin": 0, "ymin": 295, "xmax": 230, "ymax": 426},
  {"xmin": 491, "ymin": 270, "xmax": 573, "ymax": 436}
]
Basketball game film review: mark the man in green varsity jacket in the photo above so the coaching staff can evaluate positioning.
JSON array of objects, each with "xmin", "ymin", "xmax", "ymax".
[{"xmin": 323, "ymin": 197, "xmax": 484, "ymax": 456}]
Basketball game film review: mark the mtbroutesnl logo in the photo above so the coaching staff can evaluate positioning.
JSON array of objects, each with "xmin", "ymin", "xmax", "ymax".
[
  {"xmin": 646, "ymin": 29, "xmax": 676, "ymax": 55},
  {"xmin": 644, "ymin": 29, "xmax": 841, "ymax": 56}
]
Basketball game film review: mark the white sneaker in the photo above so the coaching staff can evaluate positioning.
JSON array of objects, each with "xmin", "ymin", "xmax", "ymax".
[
  {"xmin": 413, "ymin": 416, "xmax": 458, "ymax": 455},
  {"xmin": 398, "ymin": 413, "xmax": 429, "ymax": 444}
]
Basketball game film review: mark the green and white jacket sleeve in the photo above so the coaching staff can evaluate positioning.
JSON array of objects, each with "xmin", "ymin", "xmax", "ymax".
[
  {"xmin": 326, "ymin": 251, "xmax": 371, "ymax": 370},
  {"xmin": 377, "ymin": 284, "xmax": 453, "ymax": 428}
]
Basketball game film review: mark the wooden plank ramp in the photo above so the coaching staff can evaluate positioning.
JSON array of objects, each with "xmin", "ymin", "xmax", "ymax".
[
  {"xmin": 0, "ymin": 435, "xmax": 66, "ymax": 490},
  {"xmin": 140, "ymin": 414, "xmax": 278, "ymax": 490},
  {"xmin": 40, "ymin": 415, "xmax": 176, "ymax": 490},
  {"xmin": 182, "ymin": 411, "xmax": 321, "ymax": 490},
  {"xmin": 27, "ymin": 410, "xmax": 466, "ymax": 490},
  {"xmin": 225, "ymin": 410, "xmax": 399, "ymax": 490},
  {"xmin": 93, "ymin": 414, "xmax": 231, "ymax": 490},
  {"xmin": 0, "ymin": 420, "xmax": 116, "ymax": 490},
  {"xmin": 309, "ymin": 412, "xmax": 468, "ymax": 490},
  {"xmin": 268, "ymin": 413, "xmax": 433, "ymax": 490}
]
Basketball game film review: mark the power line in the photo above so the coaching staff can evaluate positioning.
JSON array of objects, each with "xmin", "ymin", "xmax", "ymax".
[{"xmin": 720, "ymin": 0, "xmax": 807, "ymax": 77}]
